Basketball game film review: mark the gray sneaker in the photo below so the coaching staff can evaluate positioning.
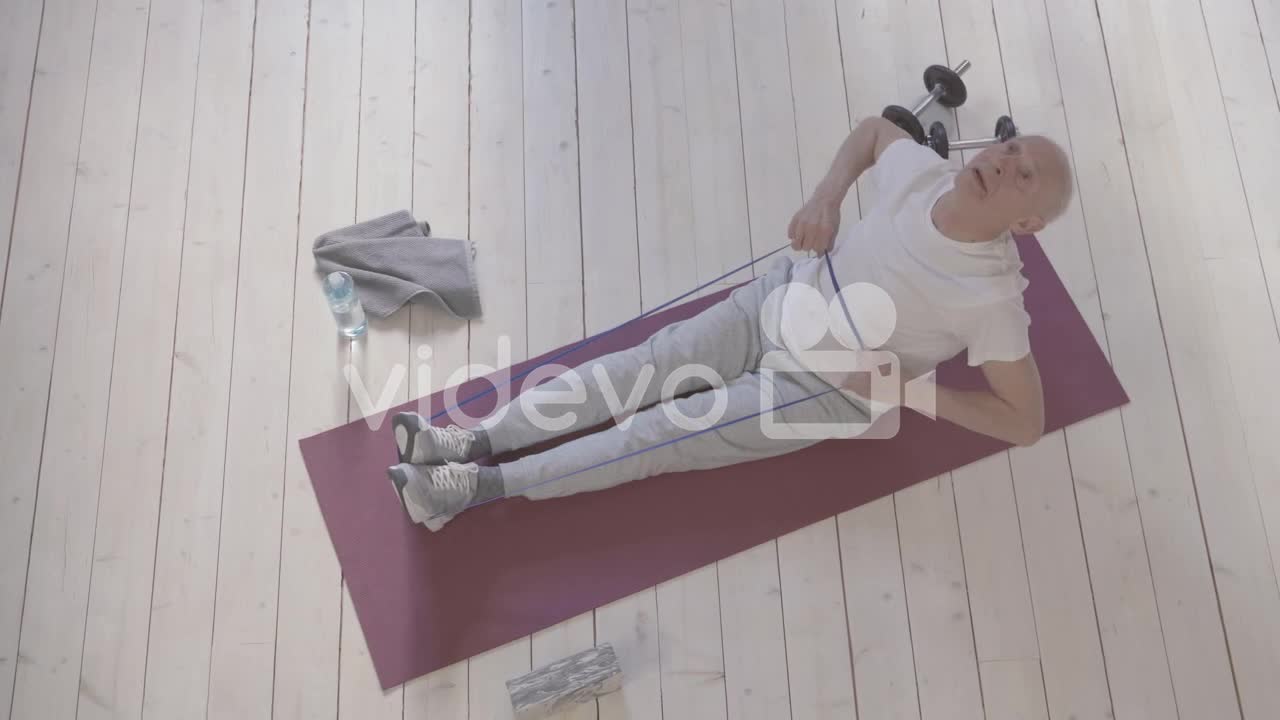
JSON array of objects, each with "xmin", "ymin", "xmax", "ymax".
[
  {"xmin": 387, "ymin": 462, "xmax": 479, "ymax": 532},
  {"xmin": 391, "ymin": 412, "xmax": 480, "ymax": 465}
]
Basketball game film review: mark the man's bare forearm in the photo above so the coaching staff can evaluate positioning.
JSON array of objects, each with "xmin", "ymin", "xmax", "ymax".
[
  {"xmin": 841, "ymin": 368, "xmax": 1041, "ymax": 447},
  {"xmin": 931, "ymin": 384, "xmax": 1043, "ymax": 447}
]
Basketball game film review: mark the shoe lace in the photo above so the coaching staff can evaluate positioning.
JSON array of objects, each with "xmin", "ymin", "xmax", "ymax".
[
  {"xmin": 436, "ymin": 424, "xmax": 474, "ymax": 456},
  {"xmin": 431, "ymin": 464, "xmax": 473, "ymax": 493}
]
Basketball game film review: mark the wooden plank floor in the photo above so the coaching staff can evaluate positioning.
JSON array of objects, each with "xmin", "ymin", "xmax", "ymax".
[{"xmin": 2, "ymin": 0, "xmax": 1278, "ymax": 717}]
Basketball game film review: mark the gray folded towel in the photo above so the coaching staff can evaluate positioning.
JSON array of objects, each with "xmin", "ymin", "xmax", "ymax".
[{"xmin": 313, "ymin": 210, "xmax": 482, "ymax": 320}]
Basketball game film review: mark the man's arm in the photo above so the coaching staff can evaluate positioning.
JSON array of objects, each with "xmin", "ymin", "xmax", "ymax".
[
  {"xmin": 835, "ymin": 350, "xmax": 1043, "ymax": 447},
  {"xmin": 789, "ymin": 117, "xmax": 911, "ymax": 253},
  {"xmin": 928, "ymin": 354, "xmax": 1045, "ymax": 447}
]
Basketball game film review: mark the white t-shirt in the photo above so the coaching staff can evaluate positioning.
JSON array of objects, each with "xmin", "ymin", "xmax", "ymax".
[{"xmin": 778, "ymin": 138, "xmax": 1032, "ymax": 386}]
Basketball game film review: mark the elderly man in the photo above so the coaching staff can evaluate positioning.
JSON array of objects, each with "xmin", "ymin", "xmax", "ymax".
[{"xmin": 387, "ymin": 117, "xmax": 1075, "ymax": 531}]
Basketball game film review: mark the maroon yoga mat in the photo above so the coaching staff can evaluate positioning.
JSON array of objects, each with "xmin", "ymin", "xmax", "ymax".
[{"xmin": 299, "ymin": 235, "xmax": 1127, "ymax": 689}]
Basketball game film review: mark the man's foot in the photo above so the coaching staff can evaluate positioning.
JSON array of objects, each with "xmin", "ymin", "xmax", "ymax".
[
  {"xmin": 391, "ymin": 413, "xmax": 484, "ymax": 465},
  {"xmin": 387, "ymin": 462, "xmax": 480, "ymax": 532}
]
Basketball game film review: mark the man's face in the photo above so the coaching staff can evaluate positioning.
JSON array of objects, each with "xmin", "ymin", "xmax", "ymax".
[{"xmin": 954, "ymin": 135, "xmax": 1070, "ymax": 234}]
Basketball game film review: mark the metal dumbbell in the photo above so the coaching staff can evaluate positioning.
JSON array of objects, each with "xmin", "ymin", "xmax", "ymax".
[
  {"xmin": 926, "ymin": 115, "xmax": 1017, "ymax": 159},
  {"xmin": 881, "ymin": 60, "xmax": 971, "ymax": 143}
]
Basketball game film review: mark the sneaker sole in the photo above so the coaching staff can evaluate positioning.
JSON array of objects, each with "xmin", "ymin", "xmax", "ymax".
[
  {"xmin": 387, "ymin": 465, "xmax": 431, "ymax": 526},
  {"xmin": 387, "ymin": 465, "xmax": 410, "ymax": 511},
  {"xmin": 388, "ymin": 465, "xmax": 453, "ymax": 532},
  {"xmin": 391, "ymin": 412, "xmax": 423, "ymax": 464}
]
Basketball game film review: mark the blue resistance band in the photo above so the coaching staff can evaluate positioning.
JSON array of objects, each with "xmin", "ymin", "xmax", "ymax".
[
  {"xmin": 466, "ymin": 382, "xmax": 845, "ymax": 512},
  {"xmin": 825, "ymin": 252, "xmax": 866, "ymax": 351},
  {"xmin": 454, "ymin": 246, "xmax": 867, "ymax": 512},
  {"xmin": 431, "ymin": 243, "xmax": 792, "ymax": 421}
]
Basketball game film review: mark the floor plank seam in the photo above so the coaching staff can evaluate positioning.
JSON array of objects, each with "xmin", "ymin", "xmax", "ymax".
[
  {"xmin": 947, "ymin": 476, "xmax": 989, "ymax": 717},
  {"xmin": 831, "ymin": 518, "xmax": 862, "ymax": 719},
  {"xmin": 1193, "ymin": 1, "xmax": 1280, "ymax": 641},
  {"xmin": 1084, "ymin": 0, "xmax": 1253, "ymax": 716},
  {"xmin": 18, "ymin": 0, "xmax": 106, "ymax": 715},
  {"xmin": 203, "ymin": 0, "xmax": 264, "ymax": 714},
  {"xmin": 1036, "ymin": 1, "xmax": 1188, "ymax": 711},
  {"xmin": 1, "ymin": 0, "xmax": 51, "ymax": 714},
  {"xmin": 0, "ymin": 0, "xmax": 48, "ymax": 323},
  {"xmin": 724, "ymin": 0, "xmax": 758, "ymax": 273},
  {"xmin": 891, "ymin": 494, "xmax": 925, "ymax": 720},
  {"xmin": 137, "ymin": 0, "xmax": 212, "ymax": 713},
  {"xmin": 1193, "ymin": 0, "xmax": 1280, "ymax": 346},
  {"xmin": 268, "ymin": 0, "xmax": 317, "ymax": 715}
]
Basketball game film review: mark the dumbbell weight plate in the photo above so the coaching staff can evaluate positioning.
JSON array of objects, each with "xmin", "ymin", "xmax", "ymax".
[
  {"xmin": 994, "ymin": 115, "xmax": 1017, "ymax": 142},
  {"xmin": 882, "ymin": 104, "xmax": 926, "ymax": 144},
  {"xmin": 927, "ymin": 121, "xmax": 950, "ymax": 159},
  {"xmin": 923, "ymin": 64, "xmax": 968, "ymax": 108}
]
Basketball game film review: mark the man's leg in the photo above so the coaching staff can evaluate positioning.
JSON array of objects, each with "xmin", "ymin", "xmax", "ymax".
[
  {"xmin": 500, "ymin": 366, "xmax": 866, "ymax": 501},
  {"xmin": 475, "ymin": 261, "xmax": 795, "ymax": 456},
  {"xmin": 387, "ymin": 362, "xmax": 867, "ymax": 530}
]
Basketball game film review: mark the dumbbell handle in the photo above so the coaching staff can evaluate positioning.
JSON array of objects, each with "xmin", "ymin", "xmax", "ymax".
[
  {"xmin": 909, "ymin": 59, "xmax": 971, "ymax": 116},
  {"xmin": 949, "ymin": 137, "xmax": 1000, "ymax": 152}
]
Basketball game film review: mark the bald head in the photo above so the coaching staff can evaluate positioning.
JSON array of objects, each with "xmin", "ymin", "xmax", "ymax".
[
  {"xmin": 947, "ymin": 133, "xmax": 1076, "ymax": 238},
  {"xmin": 1022, "ymin": 135, "xmax": 1074, "ymax": 223}
]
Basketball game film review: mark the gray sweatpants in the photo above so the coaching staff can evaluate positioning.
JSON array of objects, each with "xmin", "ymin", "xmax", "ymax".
[{"xmin": 482, "ymin": 256, "xmax": 870, "ymax": 500}]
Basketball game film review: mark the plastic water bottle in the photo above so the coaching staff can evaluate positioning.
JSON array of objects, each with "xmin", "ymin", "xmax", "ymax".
[{"xmin": 323, "ymin": 271, "xmax": 368, "ymax": 338}]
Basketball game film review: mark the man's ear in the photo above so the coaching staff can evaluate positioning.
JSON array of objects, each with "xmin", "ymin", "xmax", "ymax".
[{"xmin": 1011, "ymin": 215, "xmax": 1045, "ymax": 234}]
